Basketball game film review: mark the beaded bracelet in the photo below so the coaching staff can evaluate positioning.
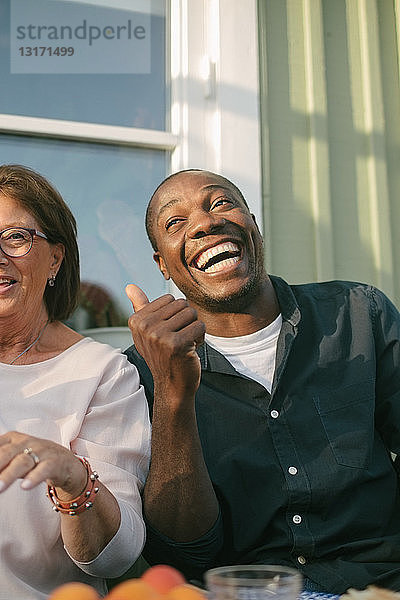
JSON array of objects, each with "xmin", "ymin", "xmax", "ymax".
[{"xmin": 47, "ymin": 456, "xmax": 99, "ymax": 516}]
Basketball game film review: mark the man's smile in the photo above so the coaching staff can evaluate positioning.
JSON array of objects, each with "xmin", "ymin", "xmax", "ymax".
[{"xmin": 190, "ymin": 241, "xmax": 241, "ymax": 273}]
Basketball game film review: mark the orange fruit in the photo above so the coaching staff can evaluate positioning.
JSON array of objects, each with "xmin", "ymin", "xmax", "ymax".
[
  {"xmin": 166, "ymin": 584, "xmax": 207, "ymax": 600},
  {"xmin": 141, "ymin": 565, "xmax": 186, "ymax": 594},
  {"xmin": 48, "ymin": 582, "xmax": 100, "ymax": 600},
  {"xmin": 107, "ymin": 579, "xmax": 160, "ymax": 600}
]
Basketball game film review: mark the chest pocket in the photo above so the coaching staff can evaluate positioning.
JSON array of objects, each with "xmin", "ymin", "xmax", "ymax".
[{"xmin": 313, "ymin": 380, "xmax": 375, "ymax": 468}]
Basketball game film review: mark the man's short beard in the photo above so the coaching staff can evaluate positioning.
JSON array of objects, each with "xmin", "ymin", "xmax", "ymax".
[
  {"xmin": 184, "ymin": 255, "xmax": 266, "ymax": 313},
  {"xmin": 175, "ymin": 251, "xmax": 267, "ymax": 313},
  {"xmin": 200, "ymin": 276, "xmax": 263, "ymax": 313}
]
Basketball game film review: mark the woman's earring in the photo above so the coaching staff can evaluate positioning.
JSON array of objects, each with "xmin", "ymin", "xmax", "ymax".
[{"xmin": 48, "ymin": 275, "xmax": 56, "ymax": 287}]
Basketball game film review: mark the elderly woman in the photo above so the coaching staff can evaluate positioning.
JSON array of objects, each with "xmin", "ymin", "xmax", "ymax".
[{"xmin": 0, "ymin": 164, "xmax": 150, "ymax": 599}]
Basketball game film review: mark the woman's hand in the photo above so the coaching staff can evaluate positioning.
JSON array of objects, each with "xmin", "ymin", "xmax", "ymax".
[
  {"xmin": 0, "ymin": 430, "xmax": 87, "ymax": 498},
  {"xmin": 0, "ymin": 430, "xmax": 122, "ymax": 563}
]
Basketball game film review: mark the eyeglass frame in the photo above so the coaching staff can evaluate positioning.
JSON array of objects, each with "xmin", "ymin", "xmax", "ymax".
[{"xmin": 0, "ymin": 227, "xmax": 48, "ymax": 258}]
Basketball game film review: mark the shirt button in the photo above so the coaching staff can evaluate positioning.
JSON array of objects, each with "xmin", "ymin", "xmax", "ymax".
[
  {"xmin": 288, "ymin": 466, "xmax": 298, "ymax": 475},
  {"xmin": 297, "ymin": 555, "xmax": 306, "ymax": 565},
  {"xmin": 270, "ymin": 410, "xmax": 279, "ymax": 419},
  {"xmin": 293, "ymin": 514, "xmax": 302, "ymax": 524}
]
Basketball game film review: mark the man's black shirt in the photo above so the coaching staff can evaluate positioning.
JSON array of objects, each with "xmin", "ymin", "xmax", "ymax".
[{"xmin": 125, "ymin": 276, "xmax": 400, "ymax": 593}]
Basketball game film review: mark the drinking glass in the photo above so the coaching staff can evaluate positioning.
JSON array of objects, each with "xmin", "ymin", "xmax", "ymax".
[{"xmin": 205, "ymin": 565, "xmax": 302, "ymax": 600}]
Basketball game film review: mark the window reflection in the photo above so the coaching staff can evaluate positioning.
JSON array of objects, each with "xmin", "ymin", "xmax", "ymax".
[
  {"xmin": 74, "ymin": 281, "xmax": 125, "ymax": 329},
  {"xmin": 0, "ymin": 134, "xmax": 168, "ymax": 327},
  {"xmin": 0, "ymin": 0, "xmax": 167, "ymax": 128}
]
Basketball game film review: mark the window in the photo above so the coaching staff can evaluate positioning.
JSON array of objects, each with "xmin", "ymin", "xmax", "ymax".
[
  {"xmin": 0, "ymin": 0, "xmax": 172, "ymax": 331},
  {"xmin": 0, "ymin": 0, "xmax": 262, "ymax": 334}
]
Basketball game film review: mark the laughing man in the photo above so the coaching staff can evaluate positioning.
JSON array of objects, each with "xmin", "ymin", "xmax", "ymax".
[{"xmin": 125, "ymin": 169, "xmax": 400, "ymax": 594}]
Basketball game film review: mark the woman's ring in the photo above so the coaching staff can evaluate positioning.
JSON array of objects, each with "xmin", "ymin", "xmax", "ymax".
[{"xmin": 23, "ymin": 447, "xmax": 40, "ymax": 466}]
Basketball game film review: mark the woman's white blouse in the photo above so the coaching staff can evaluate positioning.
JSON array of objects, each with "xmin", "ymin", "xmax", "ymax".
[{"xmin": 0, "ymin": 337, "xmax": 151, "ymax": 600}]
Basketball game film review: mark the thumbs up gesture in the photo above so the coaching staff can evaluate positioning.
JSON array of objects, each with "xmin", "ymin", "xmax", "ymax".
[
  {"xmin": 125, "ymin": 285, "xmax": 205, "ymax": 400},
  {"xmin": 125, "ymin": 284, "xmax": 150, "ymax": 313}
]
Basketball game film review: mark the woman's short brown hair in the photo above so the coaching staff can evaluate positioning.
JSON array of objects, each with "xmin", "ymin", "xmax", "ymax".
[{"xmin": 0, "ymin": 164, "xmax": 80, "ymax": 321}]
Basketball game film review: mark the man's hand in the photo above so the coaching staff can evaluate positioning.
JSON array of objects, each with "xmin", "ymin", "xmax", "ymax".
[
  {"xmin": 125, "ymin": 284, "xmax": 219, "ymax": 542},
  {"xmin": 125, "ymin": 284, "xmax": 206, "ymax": 401},
  {"xmin": 125, "ymin": 283, "xmax": 150, "ymax": 312}
]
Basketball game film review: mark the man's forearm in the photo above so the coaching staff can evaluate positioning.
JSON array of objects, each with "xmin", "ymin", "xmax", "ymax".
[{"xmin": 143, "ymin": 394, "xmax": 219, "ymax": 542}]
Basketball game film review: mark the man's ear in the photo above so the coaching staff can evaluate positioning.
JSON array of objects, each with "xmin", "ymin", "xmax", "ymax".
[
  {"xmin": 251, "ymin": 213, "xmax": 263, "ymax": 237},
  {"xmin": 153, "ymin": 252, "xmax": 170, "ymax": 280}
]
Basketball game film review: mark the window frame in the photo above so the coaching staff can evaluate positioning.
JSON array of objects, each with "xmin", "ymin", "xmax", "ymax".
[
  {"xmin": 170, "ymin": 0, "xmax": 262, "ymax": 227},
  {"xmin": 0, "ymin": 114, "xmax": 177, "ymax": 149},
  {"xmin": 1, "ymin": 1, "xmax": 261, "ymax": 219},
  {"xmin": 1, "ymin": 0, "xmax": 262, "ymax": 301}
]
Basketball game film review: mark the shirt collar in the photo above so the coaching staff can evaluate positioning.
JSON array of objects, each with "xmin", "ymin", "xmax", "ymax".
[
  {"xmin": 197, "ymin": 276, "xmax": 300, "ymax": 371},
  {"xmin": 269, "ymin": 275, "xmax": 301, "ymax": 326}
]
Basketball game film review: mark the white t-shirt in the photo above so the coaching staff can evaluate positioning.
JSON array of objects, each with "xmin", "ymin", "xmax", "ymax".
[
  {"xmin": 205, "ymin": 314, "xmax": 282, "ymax": 393},
  {"xmin": 0, "ymin": 337, "xmax": 151, "ymax": 600}
]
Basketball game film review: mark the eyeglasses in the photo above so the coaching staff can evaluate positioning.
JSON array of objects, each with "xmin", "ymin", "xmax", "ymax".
[{"xmin": 0, "ymin": 227, "xmax": 48, "ymax": 258}]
